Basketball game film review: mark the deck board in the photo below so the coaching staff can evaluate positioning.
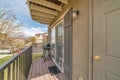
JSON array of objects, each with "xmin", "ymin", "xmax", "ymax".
[{"xmin": 28, "ymin": 58, "xmax": 68, "ymax": 80}]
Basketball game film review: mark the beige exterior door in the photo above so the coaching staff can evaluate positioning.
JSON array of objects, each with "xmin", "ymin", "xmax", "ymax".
[{"xmin": 93, "ymin": 0, "xmax": 120, "ymax": 80}]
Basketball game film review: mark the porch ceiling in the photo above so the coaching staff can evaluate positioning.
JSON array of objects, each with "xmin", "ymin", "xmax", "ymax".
[{"xmin": 27, "ymin": 0, "xmax": 68, "ymax": 25}]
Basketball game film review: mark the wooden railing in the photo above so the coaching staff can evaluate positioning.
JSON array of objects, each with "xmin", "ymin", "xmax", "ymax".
[{"xmin": 0, "ymin": 46, "xmax": 32, "ymax": 80}]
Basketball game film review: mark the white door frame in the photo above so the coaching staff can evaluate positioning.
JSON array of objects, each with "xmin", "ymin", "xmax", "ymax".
[{"xmin": 89, "ymin": 0, "xmax": 93, "ymax": 80}]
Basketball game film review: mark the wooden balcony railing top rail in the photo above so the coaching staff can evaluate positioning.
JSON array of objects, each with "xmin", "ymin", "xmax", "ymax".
[{"xmin": 0, "ymin": 45, "xmax": 32, "ymax": 80}]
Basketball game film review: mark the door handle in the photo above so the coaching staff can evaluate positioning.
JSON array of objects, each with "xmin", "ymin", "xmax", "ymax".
[{"xmin": 93, "ymin": 55, "xmax": 101, "ymax": 61}]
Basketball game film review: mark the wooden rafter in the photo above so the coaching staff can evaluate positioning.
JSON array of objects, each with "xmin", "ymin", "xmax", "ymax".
[
  {"xmin": 32, "ymin": 15, "xmax": 53, "ymax": 22},
  {"xmin": 58, "ymin": 0, "xmax": 68, "ymax": 4},
  {"xmin": 31, "ymin": 10, "xmax": 55, "ymax": 19},
  {"xmin": 29, "ymin": 0, "xmax": 62, "ymax": 11},
  {"xmin": 33, "ymin": 19, "xmax": 51, "ymax": 24},
  {"xmin": 30, "ymin": 4, "xmax": 58, "ymax": 16},
  {"xmin": 33, "ymin": 18, "xmax": 51, "ymax": 23}
]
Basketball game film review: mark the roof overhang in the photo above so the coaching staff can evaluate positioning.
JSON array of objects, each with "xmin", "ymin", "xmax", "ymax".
[{"xmin": 27, "ymin": 0, "xmax": 68, "ymax": 25}]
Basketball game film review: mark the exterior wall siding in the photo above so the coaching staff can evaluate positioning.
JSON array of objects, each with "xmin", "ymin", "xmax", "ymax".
[{"xmin": 72, "ymin": 0, "xmax": 89, "ymax": 80}]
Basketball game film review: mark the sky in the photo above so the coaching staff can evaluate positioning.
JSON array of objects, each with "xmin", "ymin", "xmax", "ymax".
[{"xmin": 0, "ymin": 0, "xmax": 48, "ymax": 37}]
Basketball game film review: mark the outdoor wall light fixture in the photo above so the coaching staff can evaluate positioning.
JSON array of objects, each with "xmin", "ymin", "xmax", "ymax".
[{"xmin": 73, "ymin": 10, "xmax": 79, "ymax": 18}]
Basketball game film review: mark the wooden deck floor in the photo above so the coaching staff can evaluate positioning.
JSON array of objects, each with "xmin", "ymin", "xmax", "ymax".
[{"xmin": 28, "ymin": 58, "xmax": 68, "ymax": 80}]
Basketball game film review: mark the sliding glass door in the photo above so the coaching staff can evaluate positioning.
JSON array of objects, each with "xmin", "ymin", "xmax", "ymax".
[
  {"xmin": 51, "ymin": 27, "xmax": 56, "ymax": 60},
  {"xmin": 51, "ymin": 22, "xmax": 64, "ymax": 71},
  {"xmin": 56, "ymin": 23, "xmax": 64, "ymax": 71}
]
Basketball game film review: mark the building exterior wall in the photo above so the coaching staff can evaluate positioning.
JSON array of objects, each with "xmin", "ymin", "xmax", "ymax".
[
  {"xmin": 72, "ymin": 0, "xmax": 89, "ymax": 80},
  {"xmin": 35, "ymin": 36, "xmax": 40, "ymax": 43},
  {"xmin": 42, "ymin": 33, "xmax": 48, "ymax": 43},
  {"xmin": 49, "ymin": 0, "xmax": 89, "ymax": 80},
  {"xmin": 34, "ymin": 33, "xmax": 48, "ymax": 44}
]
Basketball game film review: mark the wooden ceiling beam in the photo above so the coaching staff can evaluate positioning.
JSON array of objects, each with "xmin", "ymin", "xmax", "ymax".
[
  {"xmin": 32, "ymin": 15, "xmax": 53, "ymax": 22},
  {"xmin": 29, "ymin": 0, "xmax": 62, "ymax": 11},
  {"xmin": 31, "ymin": 10, "xmax": 55, "ymax": 19},
  {"xmin": 58, "ymin": 0, "xmax": 68, "ymax": 4},
  {"xmin": 30, "ymin": 4, "xmax": 58, "ymax": 16},
  {"xmin": 33, "ymin": 18, "xmax": 51, "ymax": 24},
  {"xmin": 33, "ymin": 18, "xmax": 51, "ymax": 23}
]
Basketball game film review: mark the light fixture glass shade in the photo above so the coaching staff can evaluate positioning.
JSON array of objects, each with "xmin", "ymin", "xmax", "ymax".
[{"xmin": 73, "ymin": 10, "xmax": 79, "ymax": 18}]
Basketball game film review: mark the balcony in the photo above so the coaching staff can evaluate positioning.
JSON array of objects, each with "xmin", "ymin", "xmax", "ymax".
[
  {"xmin": 28, "ymin": 58, "xmax": 67, "ymax": 80},
  {"xmin": 0, "ymin": 45, "xmax": 67, "ymax": 80}
]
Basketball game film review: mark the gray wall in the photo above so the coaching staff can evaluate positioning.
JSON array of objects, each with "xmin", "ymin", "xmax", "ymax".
[{"xmin": 72, "ymin": 0, "xmax": 89, "ymax": 80}]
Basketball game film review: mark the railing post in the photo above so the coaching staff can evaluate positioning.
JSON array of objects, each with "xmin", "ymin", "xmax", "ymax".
[
  {"xmin": 10, "ymin": 63, "xmax": 13, "ymax": 80},
  {"xmin": 22, "ymin": 53, "xmax": 25, "ymax": 80},
  {"xmin": 17, "ymin": 57, "xmax": 19, "ymax": 80},
  {"xmin": 21, "ymin": 54, "xmax": 23, "ymax": 80},
  {"xmin": 0, "ymin": 70, "xmax": 4, "ymax": 80},
  {"xmin": 19, "ymin": 56, "xmax": 21, "ymax": 80},
  {"xmin": 8, "ymin": 65, "xmax": 11, "ymax": 80},
  {"xmin": 13, "ymin": 61, "xmax": 15, "ymax": 80},
  {"xmin": 25, "ymin": 51, "xmax": 29, "ymax": 78},
  {"xmin": 16, "ymin": 58, "xmax": 18, "ymax": 80},
  {"xmin": 4, "ymin": 68, "xmax": 8, "ymax": 80}
]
